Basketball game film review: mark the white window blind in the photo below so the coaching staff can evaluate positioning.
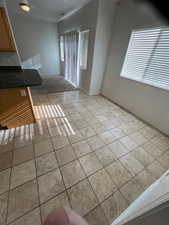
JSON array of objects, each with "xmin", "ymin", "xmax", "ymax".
[{"xmin": 121, "ymin": 27, "xmax": 169, "ymax": 90}]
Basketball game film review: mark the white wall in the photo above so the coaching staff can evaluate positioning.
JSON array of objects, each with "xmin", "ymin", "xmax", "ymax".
[
  {"xmin": 5, "ymin": 0, "xmax": 61, "ymax": 77},
  {"xmin": 101, "ymin": 0, "xmax": 169, "ymax": 135},
  {"xmin": 58, "ymin": 0, "xmax": 99, "ymax": 93},
  {"xmin": 89, "ymin": 0, "xmax": 116, "ymax": 95},
  {"xmin": 7, "ymin": 15, "xmax": 61, "ymax": 77}
]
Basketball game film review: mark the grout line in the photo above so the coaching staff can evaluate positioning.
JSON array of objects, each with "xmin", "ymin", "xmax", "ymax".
[
  {"xmin": 51, "ymin": 134, "xmax": 73, "ymax": 214},
  {"xmin": 5, "ymin": 145, "xmax": 14, "ymax": 225},
  {"xmin": 1, "ymin": 90, "xmax": 169, "ymax": 225},
  {"xmin": 7, "ymin": 206, "xmax": 40, "ymax": 225},
  {"xmin": 32, "ymin": 138, "xmax": 43, "ymax": 225},
  {"xmin": 1, "ymin": 134, "xmax": 167, "ymax": 193}
]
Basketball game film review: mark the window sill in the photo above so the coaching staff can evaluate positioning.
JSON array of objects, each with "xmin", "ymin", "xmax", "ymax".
[{"xmin": 120, "ymin": 75, "xmax": 169, "ymax": 92}]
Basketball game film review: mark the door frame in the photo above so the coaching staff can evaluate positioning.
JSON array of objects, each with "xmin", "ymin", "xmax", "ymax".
[{"xmin": 62, "ymin": 29, "xmax": 80, "ymax": 88}]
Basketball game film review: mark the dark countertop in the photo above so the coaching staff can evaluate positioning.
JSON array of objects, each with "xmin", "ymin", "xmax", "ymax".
[{"xmin": 0, "ymin": 67, "xmax": 42, "ymax": 88}]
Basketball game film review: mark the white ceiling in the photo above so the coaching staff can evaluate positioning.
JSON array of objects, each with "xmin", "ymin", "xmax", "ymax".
[
  {"xmin": 6, "ymin": 0, "xmax": 92, "ymax": 22},
  {"xmin": 33, "ymin": 0, "xmax": 91, "ymax": 13}
]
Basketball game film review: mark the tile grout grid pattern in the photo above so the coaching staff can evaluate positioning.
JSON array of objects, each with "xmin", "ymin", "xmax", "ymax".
[{"xmin": 0, "ymin": 90, "xmax": 169, "ymax": 225}]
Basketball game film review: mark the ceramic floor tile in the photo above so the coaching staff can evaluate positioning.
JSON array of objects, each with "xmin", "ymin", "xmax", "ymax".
[
  {"xmin": 120, "ymin": 153, "xmax": 144, "ymax": 176},
  {"xmin": 38, "ymin": 168, "xmax": 65, "ymax": 204},
  {"xmin": 157, "ymin": 151, "xmax": 169, "ymax": 170},
  {"xmin": 68, "ymin": 132, "xmax": 84, "ymax": 144},
  {"xmin": 36, "ymin": 152, "xmax": 58, "ymax": 176},
  {"xmin": 9, "ymin": 208, "xmax": 41, "ymax": 225},
  {"xmin": 110, "ymin": 127, "xmax": 126, "ymax": 139},
  {"xmin": 55, "ymin": 145, "xmax": 76, "ymax": 166},
  {"xmin": 69, "ymin": 112, "xmax": 83, "ymax": 121},
  {"xmin": 79, "ymin": 127, "xmax": 96, "ymax": 139},
  {"xmin": 0, "ymin": 142, "xmax": 13, "ymax": 153},
  {"xmin": 61, "ymin": 160, "xmax": 86, "ymax": 188},
  {"xmin": 83, "ymin": 116, "xmax": 99, "ymax": 125},
  {"xmin": 129, "ymin": 131, "xmax": 148, "ymax": 146},
  {"xmin": 72, "ymin": 140, "xmax": 92, "ymax": 158},
  {"xmin": 101, "ymin": 191, "xmax": 128, "ymax": 224},
  {"xmin": 73, "ymin": 119, "xmax": 89, "ymax": 129},
  {"xmin": 52, "ymin": 136, "xmax": 69, "ymax": 150},
  {"xmin": 14, "ymin": 136, "xmax": 32, "ymax": 149},
  {"xmin": 101, "ymin": 119, "xmax": 119, "ymax": 130},
  {"xmin": 119, "ymin": 125, "xmax": 134, "ymax": 135},
  {"xmin": 139, "ymin": 126, "xmax": 159, "ymax": 139},
  {"xmin": 142, "ymin": 141, "xmax": 164, "ymax": 158},
  {"xmin": 106, "ymin": 161, "xmax": 132, "ymax": 188},
  {"xmin": 120, "ymin": 179, "xmax": 143, "ymax": 204},
  {"xmin": 41, "ymin": 192, "xmax": 70, "ymax": 223},
  {"xmin": 48, "ymin": 126, "xmax": 61, "ymax": 137},
  {"xmin": 7, "ymin": 180, "xmax": 39, "ymax": 223},
  {"xmin": 108, "ymin": 141, "xmax": 129, "ymax": 158},
  {"xmin": 32, "ymin": 131, "xmax": 50, "ymax": 144},
  {"xmin": 68, "ymin": 179, "xmax": 98, "ymax": 216},
  {"xmin": 0, "ymin": 168, "xmax": 10, "ymax": 195},
  {"xmin": 99, "ymin": 131, "xmax": 117, "ymax": 144},
  {"xmin": 0, "ymin": 192, "xmax": 8, "ymax": 225},
  {"xmin": 95, "ymin": 146, "xmax": 116, "ymax": 167},
  {"xmin": 13, "ymin": 145, "xmax": 34, "ymax": 166},
  {"xmin": 135, "ymin": 170, "xmax": 157, "ymax": 190},
  {"xmin": 34, "ymin": 138, "xmax": 53, "ymax": 157},
  {"xmin": 151, "ymin": 136, "xmax": 169, "ymax": 152},
  {"xmin": 0, "ymin": 151, "xmax": 12, "ymax": 171},
  {"xmin": 85, "ymin": 206, "xmax": 109, "ymax": 225},
  {"xmin": 96, "ymin": 114, "xmax": 108, "ymax": 122},
  {"xmin": 87, "ymin": 136, "xmax": 105, "ymax": 151},
  {"xmin": 147, "ymin": 161, "xmax": 166, "ymax": 179},
  {"xmin": 91, "ymin": 123, "xmax": 107, "ymax": 134},
  {"xmin": 9, "ymin": 90, "xmax": 168, "ymax": 225},
  {"xmin": 89, "ymin": 169, "xmax": 116, "ymax": 202},
  {"xmin": 119, "ymin": 136, "xmax": 138, "ymax": 150},
  {"xmin": 10, "ymin": 160, "xmax": 36, "ymax": 189},
  {"xmin": 131, "ymin": 147, "xmax": 154, "ymax": 167},
  {"xmin": 79, "ymin": 152, "xmax": 103, "ymax": 176}
]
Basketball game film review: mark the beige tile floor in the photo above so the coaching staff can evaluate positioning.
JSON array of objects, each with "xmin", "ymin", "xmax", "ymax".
[{"xmin": 0, "ymin": 90, "xmax": 169, "ymax": 225}]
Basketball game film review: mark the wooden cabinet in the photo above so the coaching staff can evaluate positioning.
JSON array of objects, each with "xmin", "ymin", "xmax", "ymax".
[
  {"xmin": 0, "ymin": 7, "xmax": 16, "ymax": 52},
  {"xmin": 0, "ymin": 87, "xmax": 36, "ymax": 128}
]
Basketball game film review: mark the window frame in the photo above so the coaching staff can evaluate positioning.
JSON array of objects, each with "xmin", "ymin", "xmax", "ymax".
[{"xmin": 120, "ymin": 26, "xmax": 169, "ymax": 91}]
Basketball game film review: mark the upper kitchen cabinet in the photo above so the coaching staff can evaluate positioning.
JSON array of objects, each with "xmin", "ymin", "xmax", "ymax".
[{"xmin": 0, "ymin": 7, "xmax": 16, "ymax": 52}]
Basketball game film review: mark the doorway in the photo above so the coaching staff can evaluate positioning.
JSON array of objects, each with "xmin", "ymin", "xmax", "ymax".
[{"xmin": 63, "ymin": 30, "xmax": 79, "ymax": 87}]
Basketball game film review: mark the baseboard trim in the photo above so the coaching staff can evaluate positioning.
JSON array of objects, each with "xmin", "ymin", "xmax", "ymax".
[{"xmin": 101, "ymin": 93, "xmax": 169, "ymax": 137}]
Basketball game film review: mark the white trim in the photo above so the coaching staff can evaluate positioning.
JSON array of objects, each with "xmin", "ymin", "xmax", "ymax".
[
  {"xmin": 112, "ymin": 170, "xmax": 169, "ymax": 225},
  {"xmin": 132, "ymin": 26, "xmax": 168, "ymax": 32}
]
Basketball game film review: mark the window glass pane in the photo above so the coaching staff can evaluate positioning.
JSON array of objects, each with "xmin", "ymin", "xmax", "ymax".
[
  {"xmin": 60, "ymin": 36, "xmax": 64, "ymax": 62},
  {"xmin": 79, "ymin": 30, "xmax": 89, "ymax": 70}
]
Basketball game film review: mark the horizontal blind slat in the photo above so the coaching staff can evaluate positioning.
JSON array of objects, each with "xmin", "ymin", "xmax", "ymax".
[{"xmin": 121, "ymin": 27, "xmax": 169, "ymax": 91}]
